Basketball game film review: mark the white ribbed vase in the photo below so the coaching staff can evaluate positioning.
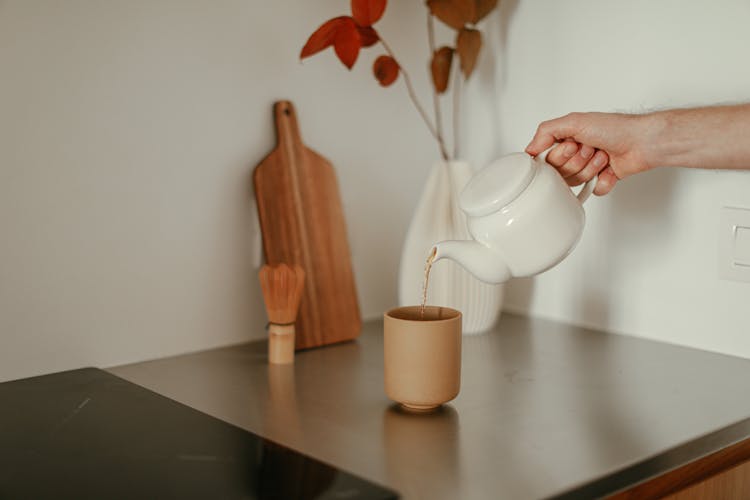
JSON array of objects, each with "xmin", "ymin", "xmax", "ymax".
[{"xmin": 398, "ymin": 160, "xmax": 504, "ymax": 335}]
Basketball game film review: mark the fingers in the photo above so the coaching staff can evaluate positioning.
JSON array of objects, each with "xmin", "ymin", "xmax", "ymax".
[
  {"xmin": 545, "ymin": 141, "xmax": 610, "ymax": 183},
  {"xmin": 527, "ymin": 111, "xmax": 623, "ymax": 195},
  {"xmin": 566, "ymin": 149, "xmax": 608, "ymax": 186},
  {"xmin": 546, "ymin": 141, "xmax": 618, "ymax": 195},
  {"xmin": 545, "ymin": 140, "xmax": 579, "ymax": 167},
  {"xmin": 556, "ymin": 144, "xmax": 595, "ymax": 179}
]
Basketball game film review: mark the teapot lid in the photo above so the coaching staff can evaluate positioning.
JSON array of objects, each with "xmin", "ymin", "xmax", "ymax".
[{"xmin": 459, "ymin": 152, "xmax": 537, "ymax": 217}]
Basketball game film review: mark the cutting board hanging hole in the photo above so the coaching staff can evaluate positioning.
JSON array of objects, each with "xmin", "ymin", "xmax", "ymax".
[{"xmin": 274, "ymin": 101, "xmax": 302, "ymax": 148}]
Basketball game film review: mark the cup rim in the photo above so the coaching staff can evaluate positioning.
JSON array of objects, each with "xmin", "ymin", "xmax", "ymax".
[{"xmin": 384, "ymin": 305, "xmax": 461, "ymax": 323}]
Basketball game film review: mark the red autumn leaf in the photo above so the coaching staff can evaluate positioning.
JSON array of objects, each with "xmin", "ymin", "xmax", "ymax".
[
  {"xmin": 300, "ymin": 16, "xmax": 353, "ymax": 60},
  {"xmin": 472, "ymin": 0, "xmax": 498, "ymax": 23},
  {"xmin": 357, "ymin": 26, "xmax": 379, "ymax": 47},
  {"xmin": 373, "ymin": 55, "xmax": 399, "ymax": 86},
  {"xmin": 426, "ymin": 0, "xmax": 475, "ymax": 30},
  {"xmin": 334, "ymin": 20, "xmax": 362, "ymax": 69},
  {"xmin": 456, "ymin": 27, "xmax": 482, "ymax": 78},
  {"xmin": 430, "ymin": 46, "xmax": 454, "ymax": 94},
  {"xmin": 351, "ymin": 0, "xmax": 387, "ymax": 27}
]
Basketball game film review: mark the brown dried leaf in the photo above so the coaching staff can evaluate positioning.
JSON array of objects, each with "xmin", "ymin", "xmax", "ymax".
[
  {"xmin": 472, "ymin": 0, "xmax": 498, "ymax": 23},
  {"xmin": 426, "ymin": 0, "xmax": 475, "ymax": 30},
  {"xmin": 351, "ymin": 0, "xmax": 387, "ymax": 27},
  {"xmin": 373, "ymin": 55, "xmax": 399, "ymax": 86},
  {"xmin": 456, "ymin": 28, "xmax": 481, "ymax": 78},
  {"xmin": 300, "ymin": 17, "xmax": 352, "ymax": 60},
  {"xmin": 357, "ymin": 26, "xmax": 379, "ymax": 47},
  {"xmin": 333, "ymin": 20, "xmax": 362, "ymax": 69},
  {"xmin": 430, "ymin": 46, "xmax": 454, "ymax": 94}
]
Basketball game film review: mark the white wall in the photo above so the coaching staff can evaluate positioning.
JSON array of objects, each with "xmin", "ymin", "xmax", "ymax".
[
  {"xmin": 0, "ymin": 0, "xmax": 438, "ymax": 381},
  {"xmin": 463, "ymin": 0, "xmax": 750, "ymax": 358},
  {"xmin": 5, "ymin": 0, "xmax": 749, "ymax": 383}
]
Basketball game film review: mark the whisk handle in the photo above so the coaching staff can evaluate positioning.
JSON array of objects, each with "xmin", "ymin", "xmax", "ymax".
[{"xmin": 269, "ymin": 323, "xmax": 295, "ymax": 365}]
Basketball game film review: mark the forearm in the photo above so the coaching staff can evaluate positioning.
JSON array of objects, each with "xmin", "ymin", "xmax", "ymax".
[{"xmin": 644, "ymin": 104, "xmax": 750, "ymax": 170}]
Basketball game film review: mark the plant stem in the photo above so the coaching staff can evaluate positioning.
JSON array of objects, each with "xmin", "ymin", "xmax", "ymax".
[
  {"xmin": 378, "ymin": 35, "xmax": 449, "ymax": 160},
  {"xmin": 427, "ymin": 13, "xmax": 449, "ymax": 161},
  {"xmin": 453, "ymin": 65, "xmax": 461, "ymax": 159}
]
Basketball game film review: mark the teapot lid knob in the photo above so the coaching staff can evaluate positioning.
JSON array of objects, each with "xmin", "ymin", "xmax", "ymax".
[{"xmin": 459, "ymin": 152, "xmax": 536, "ymax": 217}]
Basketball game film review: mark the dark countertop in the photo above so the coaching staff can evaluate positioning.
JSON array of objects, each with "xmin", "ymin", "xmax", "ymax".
[
  {"xmin": 109, "ymin": 313, "xmax": 750, "ymax": 499},
  {"xmin": 0, "ymin": 368, "xmax": 398, "ymax": 499}
]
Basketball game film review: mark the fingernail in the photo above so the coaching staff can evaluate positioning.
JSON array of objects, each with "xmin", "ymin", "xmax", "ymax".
[
  {"xmin": 563, "ymin": 144, "xmax": 577, "ymax": 157},
  {"xmin": 593, "ymin": 154, "xmax": 606, "ymax": 167}
]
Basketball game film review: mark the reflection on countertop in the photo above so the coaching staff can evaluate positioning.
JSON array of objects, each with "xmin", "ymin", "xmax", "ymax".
[{"xmin": 109, "ymin": 313, "xmax": 750, "ymax": 499}]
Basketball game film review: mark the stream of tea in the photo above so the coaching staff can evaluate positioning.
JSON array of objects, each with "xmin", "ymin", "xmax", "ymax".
[{"xmin": 420, "ymin": 247, "xmax": 437, "ymax": 318}]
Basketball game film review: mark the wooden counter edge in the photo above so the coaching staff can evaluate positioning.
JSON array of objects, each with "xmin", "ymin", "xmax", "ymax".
[{"xmin": 608, "ymin": 436, "xmax": 750, "ymax": 499}]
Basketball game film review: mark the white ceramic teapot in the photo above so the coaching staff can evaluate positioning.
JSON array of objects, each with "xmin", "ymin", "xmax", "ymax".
[{"xmin": 433, "ymin": 149, "xmax": 595, "ymax": 284}]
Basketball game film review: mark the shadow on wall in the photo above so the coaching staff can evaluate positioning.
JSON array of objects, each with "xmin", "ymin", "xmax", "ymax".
[
  {"xmin": 245, "ymin": 164, "xmax": 266, "ymax": 331},
  {"xmin": 247, "ymin": 164, "xmax": 262, "ymax": 258},
  {"xmin": 472, "ymin": 0, "xmax": 520, "ymax": 165},
  {"xmin": 475, "ymin": 0, "xmax": 520, "ymax": 88},
  {"xmin": 584, "ymin": 166, "xmax": 680, "ymax": 328},
  {"xmin": 469, "ymin": 0, "xmax": 682, "ymax": 328},
  {"xmin": 506, "ymin": 166, "xmax": 680, "ymax": 328},
  {"xmin": 495, "ymin": 0, "xmax": 520, "ymax": 88}
]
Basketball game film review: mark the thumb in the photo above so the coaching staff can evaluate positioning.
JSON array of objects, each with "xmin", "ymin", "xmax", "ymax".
[{"xmin": 594, "ymin": 166, "xmax": 619, "ymax": 196}]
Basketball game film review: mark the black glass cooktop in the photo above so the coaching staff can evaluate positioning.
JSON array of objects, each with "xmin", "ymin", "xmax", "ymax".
[{"xmin": 0, "ymin": 368, "xmax": 397, "ymax": 499}]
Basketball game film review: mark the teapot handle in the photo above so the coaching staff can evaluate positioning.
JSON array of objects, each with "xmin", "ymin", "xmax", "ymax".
[
  {"xmin": 537, "ymin": 146, "xmax": 596, "ymax": 205},
  {"xmin": 575, "ymin": 178, "xmax": 596, "ymax": 204}
]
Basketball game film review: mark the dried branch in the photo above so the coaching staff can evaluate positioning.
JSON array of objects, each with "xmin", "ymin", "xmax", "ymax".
[
  {"xmin": 427, "ymin": 13, "xmax": 450, "ymax": 161},
  {"xmin": 378, "ymin": 36, "xmax": 448, "ymax": 160}
]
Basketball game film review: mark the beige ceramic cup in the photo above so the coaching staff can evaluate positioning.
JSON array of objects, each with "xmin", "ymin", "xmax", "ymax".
[{"xmin": 383, "ymin": 306, "xmax": 462, "ymax": 412}]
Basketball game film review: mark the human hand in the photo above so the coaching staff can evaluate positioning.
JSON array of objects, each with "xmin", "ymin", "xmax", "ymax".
[{"xmin": 525, "ymin": 112, "xmax": 655, "ymax": 196}]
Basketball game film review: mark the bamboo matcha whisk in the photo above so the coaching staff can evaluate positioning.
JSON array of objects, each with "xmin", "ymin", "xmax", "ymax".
[{"xmin": 259, "ymin": 264, "xmax": 305, "ymax": 364}]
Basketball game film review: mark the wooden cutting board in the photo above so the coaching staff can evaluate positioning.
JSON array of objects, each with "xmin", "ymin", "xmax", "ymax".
[{"xmin": 254, "ymin": 101, "xmax": 362, "ymax": 350}]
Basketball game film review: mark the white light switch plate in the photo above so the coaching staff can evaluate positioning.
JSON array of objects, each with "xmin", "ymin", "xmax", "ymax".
[{"xmin": 719, "ymin": 206, "xmax": 750, "ymax": 282}]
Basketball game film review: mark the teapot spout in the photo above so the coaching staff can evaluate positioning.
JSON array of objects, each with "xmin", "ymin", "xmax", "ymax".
[{"xmin": 433, "ymin": 240, "xmax": 511, "ymax": 284}]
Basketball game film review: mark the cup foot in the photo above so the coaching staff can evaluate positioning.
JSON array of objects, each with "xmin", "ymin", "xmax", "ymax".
[{"xmin": 400, "ymin": 403, "xmax": 441, "ymax": 413}]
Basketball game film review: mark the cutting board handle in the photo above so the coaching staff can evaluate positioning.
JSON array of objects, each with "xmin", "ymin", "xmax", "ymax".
[{"xmin": 273, "ymin": 101, "xmax": 302, "ymax": 147}]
